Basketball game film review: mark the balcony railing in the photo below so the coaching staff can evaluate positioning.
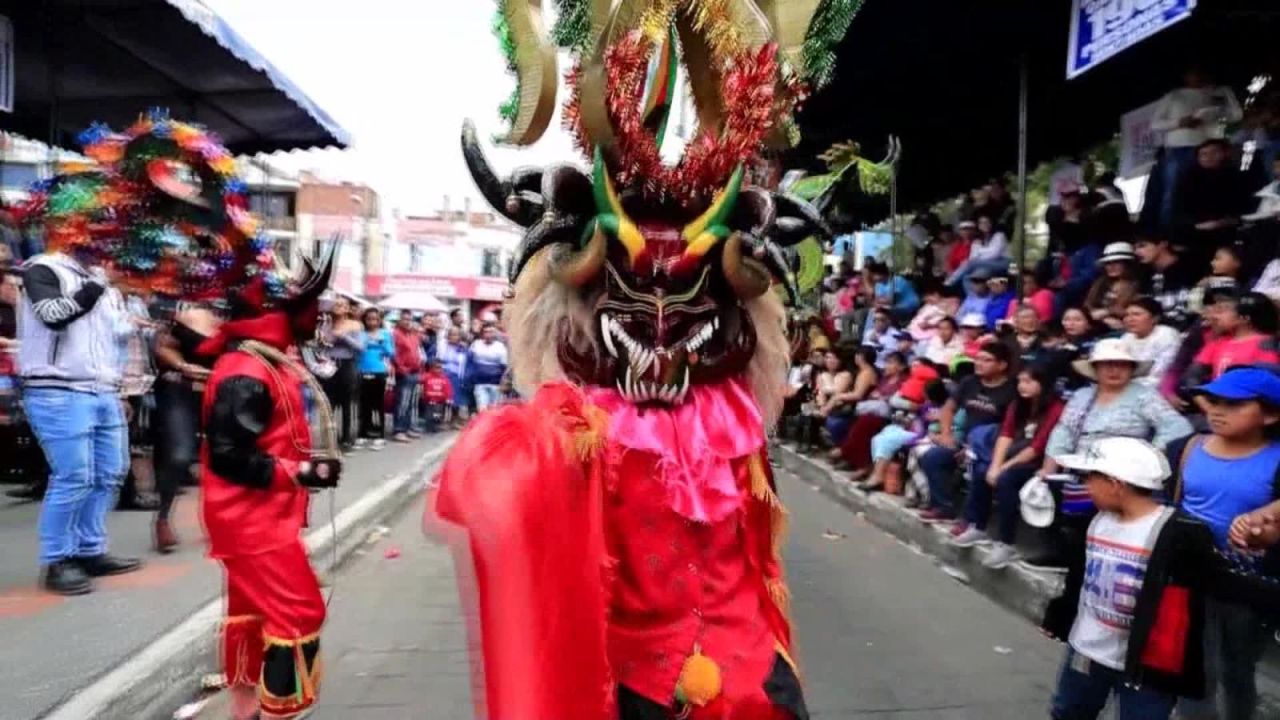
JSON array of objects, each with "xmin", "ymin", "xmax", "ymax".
[{"xmin": 260, "ymin": 215, "xmax": 297, "ymax": 232}]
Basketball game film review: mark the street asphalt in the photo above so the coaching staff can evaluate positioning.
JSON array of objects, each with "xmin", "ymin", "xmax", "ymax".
[
  {"xmin": 0, "ymin": 433, "xmax": 452, "ymax": 720},
  {"xmin": 299, "ymin": 468, "xmax": 1067, "ymax": 720}
]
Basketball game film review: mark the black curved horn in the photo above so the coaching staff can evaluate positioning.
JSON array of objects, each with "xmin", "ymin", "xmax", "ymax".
[
  {"xmin": 730, "ymin": 188, "xmax": 777, "ymax": 236},
  {"xmin": 461, "ymin": 120, "xmax": 541, "ymax": 227},
  {"xmin": 541, "ymin": 164, "xmax": 594, "ymax": 219},
  {"xmin": 772, "ymin": 193, "xmax": 832, "ymax": 247}
]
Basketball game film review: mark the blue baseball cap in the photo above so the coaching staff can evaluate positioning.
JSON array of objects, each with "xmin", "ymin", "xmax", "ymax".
[{"xmin": 1195, "ymin": 367, "xmax": 1280, "ymax": 405}]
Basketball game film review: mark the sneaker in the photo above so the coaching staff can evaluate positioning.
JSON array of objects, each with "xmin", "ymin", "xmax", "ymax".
[
  {"xmin": 370, "ymin": 438, "xmax": 386, "ymax": 451},
  {"xmin": 353, "ymin": 438, "xmax": 368, "ymax": 449},
  {"xmin": 916, "ymin": 508, "xmax": 956, "ymax": 524},
  {"xmin": 393, "ymin": 433, "xmax": 411, "ymax": 443},
  {"xmin": 406, "ymin": 430, "xmax": 423, "ymax": 439},
  {"xmin": 1018, "ymin": 551, "xmax": 1069, "ymax": 572},
  {"xmin": 983, "ymin": 543, "xmax": 1019, "ymax": 569},
  {"xmin": 949, "ymin": 526, "xmax": 989, "ymax": 548}
]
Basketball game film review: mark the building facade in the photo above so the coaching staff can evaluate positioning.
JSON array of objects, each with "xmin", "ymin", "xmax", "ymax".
[{"xmin": 295, "ymin": 173, "xmax": 384, "ymax": 297}]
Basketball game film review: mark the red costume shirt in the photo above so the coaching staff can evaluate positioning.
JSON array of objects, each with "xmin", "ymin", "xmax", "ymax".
[{"xmin": 422, "ymin": 369, "xmax": 452, "ymax": 404}]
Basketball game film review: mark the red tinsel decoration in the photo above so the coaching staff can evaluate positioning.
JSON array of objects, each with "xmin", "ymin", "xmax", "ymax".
[{"xmin": 568, "ymin": 31, "xmax": 785, "ymax": 207}]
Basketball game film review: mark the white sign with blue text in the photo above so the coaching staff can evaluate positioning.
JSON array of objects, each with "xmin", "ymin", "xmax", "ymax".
[{"xmin": 1067, "ymin": 0, "xmax": 1196, "ymax": 79}]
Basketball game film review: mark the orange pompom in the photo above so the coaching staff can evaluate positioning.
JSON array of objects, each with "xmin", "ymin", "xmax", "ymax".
[{"xmin": 676, "ymin": 646, "xmax": 722, "ymax": 707}]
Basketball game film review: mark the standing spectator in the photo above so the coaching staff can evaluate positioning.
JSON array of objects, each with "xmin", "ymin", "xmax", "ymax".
[
  {"xmin": 391, "ymin": 310, "xmax": 423, "ymax": 442},
  {"xmin": 151, "ymin": 301, "xmax": 219, "ymax": 552},
  {"xmin": 1084, "ymin": 243, "xmax": 1140, "ymax": 331},
  {"xmin": 918, "ymin": 341, "xmax": 1017, "ymax": 523},
  {"xmin": 355, "ymin": 307, "xmax": 393, "ymax": 450},
  {"xmin": 1120, "ymin": 298, "xmax": 1182, "ymax": 390},
  {"xmin": 1039, "ymin": 437, "xmax": 1280, "ymax": 720},
  {"xmin": 114, "ymin": 291, "xmax": 158, "ymax": 513},
  {"xmin": 468, "ymin": 323, "xmax": 509, "ymax": 412},
  {"xmin": 439, "ymin": 327, "xmax": 471, "ymax": 426},
  {"xmin": 1171, "ymin": 367, "xmax": 1280, "ymax": 720},
  {"xmin": 946, "ymin": 214, "xmax": 1009, "ymax": 288},
  {"xmin": 19, "ymin": 254, "xmax": 142, "ymax": 594},
  {"xmin": 1045, "ymin": 181, "xmax": 1089, "ymax": 254},
  {"xmin": 951, "ymin": 364, "xmax": 1064, "ymax": 568},
  {"xmin": 1135, "ymin": 235, "xmax": 1198, "ymax": 328},
  {"xmin": 322, "ymin": 298, "xmax": 364, "ymax": 452},
  {"xmin": 1175, "ymin": 139, "xmax": 1254, "ymax": 266},
  {"xmin": 1149, "ymin": 66, "xmax": 1244, "ymax": 228}
]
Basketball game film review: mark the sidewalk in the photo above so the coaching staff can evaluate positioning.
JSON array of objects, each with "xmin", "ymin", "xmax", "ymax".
[
  {"xmin": 772, "ymin": 441, "xmax": 1280, "ymax": 715},
  {"xmin": 0, "ymin": 433, "xmax": 453, "ymax": 720}
]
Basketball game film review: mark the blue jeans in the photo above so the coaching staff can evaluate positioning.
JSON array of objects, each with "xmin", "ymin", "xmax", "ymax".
[
  {"xmin": 24, "ymin": 388, "xmax": 128, "ymax": 565},
  {"xmin": 1051, "ymin": 648, "xmax": 1175, "ymax": 720},
  {"xmin": 393, "ymin": 373, "xmax": 419, "ymax": 434},
  {"xmin": 473, "ymin": 384, "xmax": 501, "ymax": 412},
  {"xmin": 923, "ymin": 424, "xmax": 999, "ymax": 515},
  {"xmin": 1177, "ymin": 598, "xmax": 1267, "ymax": 720},
  {"xmin": 945, "ymin": 256, "xmax": 1011, "ymax": 288},
  {"xmin": 824, "ymin": 412, "xmax": 856, "ymax": 445},
  {"xmin": 964, "ymin": 460, "xmax": 1038, "ymax": 544}
]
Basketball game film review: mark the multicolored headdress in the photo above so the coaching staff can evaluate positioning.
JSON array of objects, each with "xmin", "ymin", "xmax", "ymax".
[
  {"xmin": 19, "ymin": 110, "xmax": 333, "ymax": 318},
  {"xmin": 468, "ymin": 0, "xmax": 857, "ymax": 408}
]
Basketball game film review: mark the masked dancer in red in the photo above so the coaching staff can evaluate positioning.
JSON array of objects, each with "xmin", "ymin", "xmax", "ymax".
[{"xmin": 429, "ymin": 2, "xmax": 860, "ymax": 718}]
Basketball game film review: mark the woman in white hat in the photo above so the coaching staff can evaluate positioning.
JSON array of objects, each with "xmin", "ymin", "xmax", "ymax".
[
  {"xmin": 1020, "ymin": 338, "xmax": 1194, "ymax": 569},
  {"xmin": 1084, "ymin": 242, "xmax": 1139, "ymax": 331}
]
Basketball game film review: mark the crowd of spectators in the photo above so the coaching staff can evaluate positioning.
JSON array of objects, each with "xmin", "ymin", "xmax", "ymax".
[{"xmin": 779, "ymin": 70, "xmax": 1280, "ymax": 719}]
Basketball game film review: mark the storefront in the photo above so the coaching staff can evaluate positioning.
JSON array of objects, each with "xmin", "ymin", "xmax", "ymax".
[{"xmin": 365, "ymin": 273, "xmax": 509, "ymax": 322}]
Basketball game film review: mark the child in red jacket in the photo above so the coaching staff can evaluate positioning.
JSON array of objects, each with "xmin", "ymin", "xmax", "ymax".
[{"xmin": 421, "ymin": 359, "xmax": 453, "ymax": 432}]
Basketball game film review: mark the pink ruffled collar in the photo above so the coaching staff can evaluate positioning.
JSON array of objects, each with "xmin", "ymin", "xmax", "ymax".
[{"xmin": 587, "ymin": 377, "xmax": 764, "ymax": 523}]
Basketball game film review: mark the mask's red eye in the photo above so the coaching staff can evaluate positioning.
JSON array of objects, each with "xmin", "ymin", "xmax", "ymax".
[{"xmin": 147, "ymin": 159, "xmax": 210, "ymax": 208}]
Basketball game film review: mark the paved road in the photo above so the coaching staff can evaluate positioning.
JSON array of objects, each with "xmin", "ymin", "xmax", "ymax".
[
  {"xmin": 303, "ymin": 468, "xmax": 1065, "ymax": 720},
  {"xmin": 0, "ymin": 433, "xmax": 451, "ymax": 720}
]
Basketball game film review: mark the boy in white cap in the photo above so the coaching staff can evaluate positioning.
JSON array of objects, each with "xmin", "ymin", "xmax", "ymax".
[{"xmin": 1041, "ymin": 436, "xmax": 1280, "ymax": 720}]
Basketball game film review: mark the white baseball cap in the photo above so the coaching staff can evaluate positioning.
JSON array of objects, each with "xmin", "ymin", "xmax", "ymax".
[
  {"xmin": 1018, "ymin": 476, "xmax": 1055, "ymax": 528},
  {"xmin": 959, "ymin": 312, "xmax": 987, "ymax": 329},
  {"xmin": 1053, "ymin": 437, "xmax": 1171, "ymax": 491}
]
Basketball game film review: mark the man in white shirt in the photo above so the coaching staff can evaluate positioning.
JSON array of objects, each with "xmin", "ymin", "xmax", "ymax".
[{"xmin": 1149, "ymin": 67, "xmax": 1243, "ymax": 228}]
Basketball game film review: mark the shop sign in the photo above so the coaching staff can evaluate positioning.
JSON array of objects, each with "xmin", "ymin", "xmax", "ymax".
[
  {"xmin": 1068, "ymin": 0, "xmax": 1196, "ymax": 79},
  {"xmin": 366, "ymin": 273, "xmax": 508, "ymax": 300}
]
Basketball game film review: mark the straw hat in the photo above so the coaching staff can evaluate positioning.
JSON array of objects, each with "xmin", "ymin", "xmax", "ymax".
[{"xmin": 1071, "ymin": 337, "xmax": 1152, "ymax": 380}]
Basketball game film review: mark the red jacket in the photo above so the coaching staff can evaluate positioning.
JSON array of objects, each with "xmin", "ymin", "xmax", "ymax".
[
  {"xmin": 199, "ymin": 313, "xmax": 311, "ymax": 559},
  {"xmin": 393, "ymin": 327, "xmax": 423, "ymax": 376},
  {"xmin": 422, "ymin": 369, "xmax": 452, "ymax": 403}
]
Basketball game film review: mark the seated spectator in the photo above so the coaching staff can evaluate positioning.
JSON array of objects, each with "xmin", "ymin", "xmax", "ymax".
[
  {"xmin": 869, "ymin": 261, "xmax": 919, "ymax": 324},
  {"xmin": 978, "ymin": 177, "xmax": 1017, "ymax": 233},
  {"xmin": 821, "ymin": 347, "xmax": 879, "ymax": 445},
  {"xmin": 1186, "ymin": 291, "xmax": 1280, "ymax": 390},
  {"xmin": 1086, "ymin": 172, "xmax": 1135, "ymax": 246},
  {"xmin": 956, "ymin": 269, "xmax": 992, "ymax": 321},
  {"xmin": 950, "ymin": 364, "xmax": 1064, "ymax": 568},
  {"xmin": 420, "ymin": 358, "xmax": 453, "ymax": 432},
  {"xmin": 925, "ymin": 223, "xmax": 956, "ymax": 280},
  {"xmin": 958, "ymin": 312, "xmax": 988, "ymax": 359},
  {"xmin": 1044, "ymin": 305, "xmax": 1101, "ymax": 396},
  {"xmin": 1084, "ymin": 242, "xmax": 1140, "ymax": 331},
  {"xmin": 1044, "ymin": 182, "xmax": 1089, "ymax": 255},
  {"xmin": 1026, "ymin": 339, "xmax": 1193, "ymax": 569},
  {"xmin": 1175, "ymin": 138, "xmax": 1254, "ymax": 266},
  {"xmin": 906, "ymin": 284, "xmax": 957, "ymax": 342},
  {"xmin": 861, "ymin": 308, "xmax": 898, "ymax": 368},
  {"xmin": 1169, "ymin": 367, "xmax": 1280, "ymax": 720},
  {"xmin": 1120, "ymin": 297, "xmax": 1181, "ymax": 390},
  {"xmin": 983, "ymin": 271, "xmax": 1017, "ymax": 330},
  {"xmin": 1202, "ymin": 244, "xmax": 1246, "ymax": 287},
  {"xmin": 946, "ymin": 221, "xmax": 975, "ymax": 276},
  {"xmin": 1135, "ymin": 234, "xmax": 1198, "ymax": 329},
  {"xmin": 1006, "ymin": 304, "xmax": 1047, "ymax": 368},
  {"xmin": 946, "ymin": 214, "xmax": 1009, "ymax": 288},
  {"xmin": 917, "ymin": 341, "xmax": 1017, "ymax": 523},
  {"xmin": 783, "ymin": 347, "xmax": 820, "ymax": 420},
  {"xmin": 799, "ymin": 349, "xmax": 853, "ymax": 447},
  {"xmin": 1007, "ymin": 268, "xmax": 1053, "ymax": 325},
  {"xmin": 924, "ymin": 316, "xmax": 965, "ymax": 368}
]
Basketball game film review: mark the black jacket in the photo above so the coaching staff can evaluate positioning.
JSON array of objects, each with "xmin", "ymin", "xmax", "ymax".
[{"xmin": 1042, "ymin": 509, "xmax": 1280, "ymax": 699}]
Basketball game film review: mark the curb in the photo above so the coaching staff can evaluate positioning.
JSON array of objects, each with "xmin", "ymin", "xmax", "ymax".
[
  {"xmin": 40, "ymin": 438, "xmax": 456, "ymax": 720},
  {"xmin": 772, "ymin": 442, "xmax": 1062, "ymax": 623}
]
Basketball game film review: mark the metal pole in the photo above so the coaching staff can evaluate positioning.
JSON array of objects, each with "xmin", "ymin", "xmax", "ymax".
[
  {"xmin": 888, "ymin": 148, "xmax": 899, "ymax": 308},
  {"xmin": 1015, "ymin": 52, "xmax": 1029, "ymax": 299}
]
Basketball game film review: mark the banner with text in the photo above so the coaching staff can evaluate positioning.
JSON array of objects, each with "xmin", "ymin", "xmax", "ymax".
[
  {"xmin": 1068, "ymin": 0, "xmax": 1196, "ymax": 79},
  {"xmin": 1119, "ymin": 99, "xmax": 1162, "ymax": 179}
]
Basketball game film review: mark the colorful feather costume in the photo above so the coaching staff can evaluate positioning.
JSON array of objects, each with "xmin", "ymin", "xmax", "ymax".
[{"xmin": 432, "ymin": 2, "xmax": 853, "ymax": 718}]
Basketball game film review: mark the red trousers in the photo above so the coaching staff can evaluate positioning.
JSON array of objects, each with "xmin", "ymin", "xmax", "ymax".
[
  {"xmin": 220, "ymin": 540, "xmax": 326, "ymax": 718},
  {"xmin": 838, "ymin": 415, "xmax": 889, "ymax": 469}
]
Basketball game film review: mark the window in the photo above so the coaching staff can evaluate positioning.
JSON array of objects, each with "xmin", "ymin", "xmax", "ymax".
[
  {"xmin": 481, "ymin": 248, "xmax": 503, "ymax": 278},
  {"xmin": 410, "ymin": 244, "xmax": 424, "ymax": 273}
]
